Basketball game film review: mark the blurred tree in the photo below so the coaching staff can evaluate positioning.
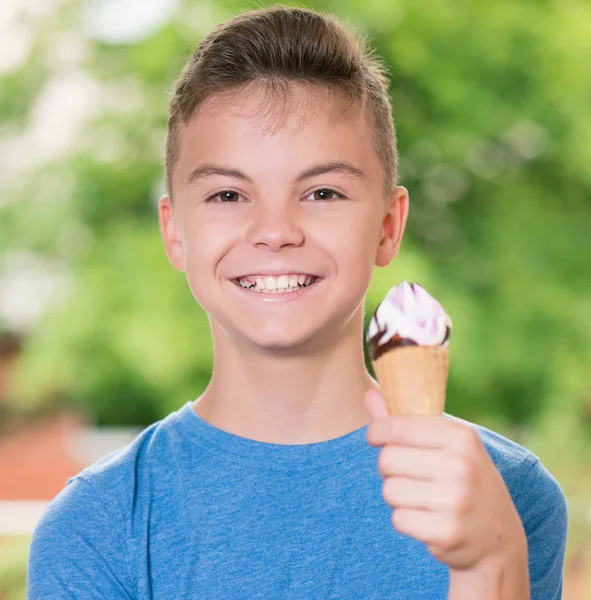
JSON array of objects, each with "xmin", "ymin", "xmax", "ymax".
[
  {"xmin": 0, "ymin": 536, "xmax": 28, "ymax": 600},
  {"xmin": 0, "ymin": 0, "xmax": 590, "ymax": 455}
]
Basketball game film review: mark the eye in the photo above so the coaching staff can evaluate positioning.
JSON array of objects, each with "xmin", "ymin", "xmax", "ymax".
[
  {"xmin": 206, "ymin": 190, "xmax": 245, "ymax": 203},
  {"xmin": 305, "ymin": 188, "xmax": 346, "ymax": 201}
]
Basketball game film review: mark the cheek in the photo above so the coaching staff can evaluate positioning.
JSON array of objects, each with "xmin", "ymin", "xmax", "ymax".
[
  {"xmin": 321, "ymin": 209, "xmax": 378, "ymax": 268},
  {"xmin": 307, "ymin": 211, "xmax": 377, "ymax": 313},
  {"xmin": 182, "ymin": 219, "xmax": 231, "ymax": 288}
]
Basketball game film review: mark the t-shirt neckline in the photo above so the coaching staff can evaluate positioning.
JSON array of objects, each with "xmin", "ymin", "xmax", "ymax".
[{"xmin": 174, "ymin": 401, "xmax": 373, "ymax": 471}]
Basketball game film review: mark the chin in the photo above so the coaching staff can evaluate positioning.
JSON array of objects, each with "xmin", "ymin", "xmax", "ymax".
[{"xmin": 242, "ymin": 324, "xmax": 317, "ymax": 352}]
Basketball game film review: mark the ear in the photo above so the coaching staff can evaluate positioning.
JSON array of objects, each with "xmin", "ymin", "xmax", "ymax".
[
  {"xmin": 158, "ymin": 194, "xmax": 186, "ymax": 272},
  {"xmin": 375, "ymin": 186, "xmax": 409, "ymax": 268}
]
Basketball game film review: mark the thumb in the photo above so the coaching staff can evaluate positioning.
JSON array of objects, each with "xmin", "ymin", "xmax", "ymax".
[{"xmin": 364, "ymin": 388, "xmax": 390, "ymax": 421}]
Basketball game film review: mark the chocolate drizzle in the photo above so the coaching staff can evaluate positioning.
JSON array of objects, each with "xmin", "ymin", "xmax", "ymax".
[
  {"xmin": 367, "ymin": 324, "xmax": 451, "ymax": 361},
  {"xmin": 367, "ymin": 330, "xmax": 418, "ymax": 361}
]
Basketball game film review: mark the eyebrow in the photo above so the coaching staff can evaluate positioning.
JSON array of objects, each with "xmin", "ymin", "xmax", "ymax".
[{"xmin": 186, "ymin": 160, "xmax": 365, "ymax": 186}]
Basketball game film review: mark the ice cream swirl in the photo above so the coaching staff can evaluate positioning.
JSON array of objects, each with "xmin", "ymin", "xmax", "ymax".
[{"xmin": 367, "ymin": 281, "xmax": 452, "ymax": 361}]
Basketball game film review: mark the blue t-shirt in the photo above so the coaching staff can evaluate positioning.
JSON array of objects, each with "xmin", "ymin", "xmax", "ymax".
[{"xmin": 28, "ymin": 401, "xmax": 567, "ymax": 599}]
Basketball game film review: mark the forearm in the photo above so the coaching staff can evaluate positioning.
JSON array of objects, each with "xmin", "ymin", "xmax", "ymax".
[{"xmin": 447, "ymin": 543, "xmax": 530, "ymax": 600}]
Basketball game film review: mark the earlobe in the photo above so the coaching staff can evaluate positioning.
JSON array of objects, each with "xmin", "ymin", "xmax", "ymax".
[
  {"xmin": 375, "ymin": 237, "xmax": 394, "ymax": 268},
  {"xmin": 375, "ymin": 186, "xmax": 409, "ymax": 268},
  {"xmin": 158, "ymin": 195, "xmax": 186, "ymax": 272}
]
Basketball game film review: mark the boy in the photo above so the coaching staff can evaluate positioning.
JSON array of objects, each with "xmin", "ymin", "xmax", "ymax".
[{"xmin": 27, "ymin": 6, "xmax": 567, "ymax": 599}]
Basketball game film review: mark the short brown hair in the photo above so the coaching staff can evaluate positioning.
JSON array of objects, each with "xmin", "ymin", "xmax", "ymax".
[{"xmin": 165, "ymin": 5, "xmax": 397, "ymax": 197}]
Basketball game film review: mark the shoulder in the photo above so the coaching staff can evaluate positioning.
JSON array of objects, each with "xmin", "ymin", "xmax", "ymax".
[
  {"xmin": 452, "ymin": 416, "xmax": 568, "ymax": 598},
  {"xmin": 74, "ymin": 403, "xmax": 192, "ymax": 500},
  {"xmin": 449, "ymin": 414, "xmax": 567, "ymax": 537},
  {"xmin": 29, "ymin": 405, "xmax": 196, "ymax": 597},
  {"xmin": 35, "ymin": 403, "xmax": 194, "ymax": 538},
  {"xmin": 448, "ymin": 414, "xmax": 545, "ymax": 495},
  {"xmin": 28, "ymin": 460, "xmax": 137, "ymax": 597}
]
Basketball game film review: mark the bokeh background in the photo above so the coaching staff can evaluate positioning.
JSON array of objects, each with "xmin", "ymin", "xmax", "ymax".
[{"xmin": 1, "ymin": 0, "xmax": 590, "ymax": 597}]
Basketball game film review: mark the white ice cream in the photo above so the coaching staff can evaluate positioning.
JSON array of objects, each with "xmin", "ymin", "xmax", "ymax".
[{"xmin": 367, "ymin": 281, "xmax": 452, "ymax": 351}]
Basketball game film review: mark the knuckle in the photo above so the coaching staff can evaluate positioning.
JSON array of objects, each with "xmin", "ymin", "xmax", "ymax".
[
  {"xmin": 457, "ymin": 426, "xmax": 479, "ymax": 450},
  {"xmin": 454, "ymin": 490, "xmax": 472, "ymax": 516},
  {"xmin": 438, "ymin": 520, "xmax": 463, "ymax": 550},
  {"xmin": 389, "ymin": 417, "xmax": 407, "ymax": 442},
  {"xmin": 445, "ymin": 483, "xmax": 471, "ymax": 515},
  {"xmin": 427, "ymin": 543, "xmax": 445, "ymax": 562},
  {"xmin": 451, "ymin": 456, "xmax": 475, "ymax": 485}
]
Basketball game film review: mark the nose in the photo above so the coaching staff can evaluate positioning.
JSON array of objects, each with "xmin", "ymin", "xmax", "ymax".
[{"xmin": 245, "ymin": 201, "xmax": 305, "ymax": 252}]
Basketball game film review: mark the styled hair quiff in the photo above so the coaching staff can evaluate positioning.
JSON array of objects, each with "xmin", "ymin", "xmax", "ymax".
[{"xmin": 165, "ymin": 6, "xmax": 397, "ymax": 197}]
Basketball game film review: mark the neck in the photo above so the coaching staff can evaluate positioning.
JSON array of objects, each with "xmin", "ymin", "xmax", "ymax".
[{"xmin": 194, "ymin": 306, "xmax": 378, "ymax": 444}]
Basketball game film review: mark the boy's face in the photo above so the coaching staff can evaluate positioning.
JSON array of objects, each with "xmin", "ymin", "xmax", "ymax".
[{"xmin": 159, "ymin": 84, "xmax": 408, "ymax": 352}]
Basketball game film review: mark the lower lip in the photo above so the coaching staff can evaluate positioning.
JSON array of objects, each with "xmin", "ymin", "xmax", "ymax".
[{"xmin": 230, "ymin": 278, "xmax": 324, "ymax": 303}]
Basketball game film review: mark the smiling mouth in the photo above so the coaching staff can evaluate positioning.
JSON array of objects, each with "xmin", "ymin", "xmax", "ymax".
[{"xmin": 232, "ymin": 274, "xmax": 322, "ymax": 294}]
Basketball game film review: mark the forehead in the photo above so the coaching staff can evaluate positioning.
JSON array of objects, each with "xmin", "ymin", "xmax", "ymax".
[
  {"xmin": 174, "ymin": 83, "xmax": 382, "ymax": 187},
  {"xmin": 199, "ymin": 82, "xmax": 360, "ymax": 134}
]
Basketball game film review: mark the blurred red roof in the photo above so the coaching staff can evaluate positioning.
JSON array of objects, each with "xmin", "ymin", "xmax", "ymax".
[{"xmin": 0, "ymin": 410, "xmax": 88, "ymax": 501}]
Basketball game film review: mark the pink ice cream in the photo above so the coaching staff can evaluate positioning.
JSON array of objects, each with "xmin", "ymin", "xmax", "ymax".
[{"xmin": 367, "ymin": 281, "xmax": 452, "ymax": 361}]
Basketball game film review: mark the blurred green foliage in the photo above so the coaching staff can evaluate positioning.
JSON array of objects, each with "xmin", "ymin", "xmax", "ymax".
[
  {"xmin": 0, "ymin": 537, "xmax": 29, "ymax": 600},
  {"xmin": 1, "ymin": 0, "xmax": 591, "ymax": 593}
]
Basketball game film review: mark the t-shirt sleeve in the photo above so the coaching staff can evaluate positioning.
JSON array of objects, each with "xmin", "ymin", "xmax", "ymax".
[
  {"xmin": 27, "ymin": 476, "xmax": 135, "ymax": 600},
  {"xmin": 514, "ymin": 457, "xmax": 568, "ymax": 600}
]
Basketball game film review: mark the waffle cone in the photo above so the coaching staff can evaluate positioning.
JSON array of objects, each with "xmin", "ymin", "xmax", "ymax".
[{"xmin": 372, "ymin": 346, "xmax": 449, "ymax": 416}]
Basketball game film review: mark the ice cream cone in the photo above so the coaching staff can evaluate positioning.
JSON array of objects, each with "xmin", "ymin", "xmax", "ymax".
[{"xmin": 372, "ymin": 345, "xmax": 449, "ymax": 416}]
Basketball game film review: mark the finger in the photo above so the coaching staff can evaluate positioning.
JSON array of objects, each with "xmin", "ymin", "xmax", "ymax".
[
  {"xmin": 391, "ymin": 508, "xmax": 460, "ymax": 550},
  {"xmin": 378, "ymin": 446, "xmax": 445, "ymax": 480},
  {"xmin": 364, "ymin": 388, "xmax": 389, "ymax": 421},
  {"xmin": 367, "ymin": 414, "xmax": 463, "ymax": 449},
  {"xmin": 382, "ymin": 477, "xmax": 437, "ymax": 510}
]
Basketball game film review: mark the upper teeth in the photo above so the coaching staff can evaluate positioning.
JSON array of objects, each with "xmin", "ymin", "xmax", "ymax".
[{"xmin": 237, "ymin": 274, "xmax": 316, "ymax": 291}]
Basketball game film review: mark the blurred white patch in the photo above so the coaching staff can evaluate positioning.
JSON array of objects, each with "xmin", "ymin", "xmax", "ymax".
[
  {"xmin": 45, "ymin": 32, "xmax": 91, "ymax": 69},
  {"xmin": 28, "ymin": 71, "xmax": 101, "ymax": 159},
  {"xmin": 0, "ymin": 71, "xmax": 101, "ymax": 183},
  {"xmin": 0, "ymin": 21, "xmax": 32, "ymax": 74},
  {"xmin": 0, "ymin": 0, "xmax": 56, "ymax": 30},
  {"xmin": 0, "ymin": 0, "xmax": 62, "ymax": 73},
  {"xmin": 420, "ymin": 182, "xmax": 448, "ymax": 205},
  {"xmin": 3, "ymin": 0, "xmax": 58, "ymax": 20},
  {"xmin": 67, "ymin": 426, "xmax": 141, "ymax": 464},
  {"xmin": 0, "ymin": 501, "xmax": 49, "ymax": 535},
  {"xmin": 177, "ymin": 2, "xmax": 224, "ymax": 39},
  {"xmin": 102, "ymin": 76, "xmax": 146, "ymax": 114},
  {"xmin": 465, "ymin": 140, "xmax": 514, "ymax": 179},
  {"xmin": 85, "ymin": 124, "xmax": 131, "ymax": 164},
  {"xmin": 82, "ymin": 0, "xmax": 180, "ymax": 44},
  {"xmin": 503, "ymin": 121, "xmax": 548, "ymax": 160},
  {"xmin": 0, "ymin": 252, "xmax": 73, "ymax": 330},
  {"xmin": 424, "ymin": 164, "xmax": 469, "ymax": 203}
]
